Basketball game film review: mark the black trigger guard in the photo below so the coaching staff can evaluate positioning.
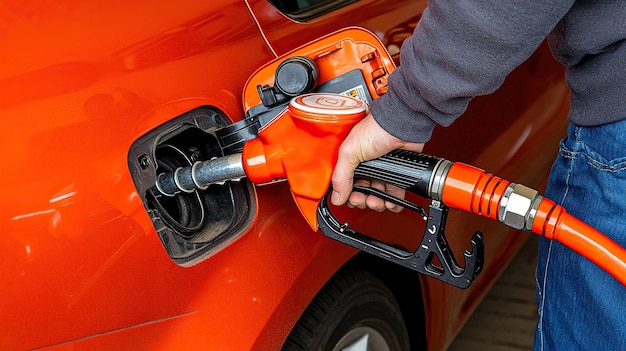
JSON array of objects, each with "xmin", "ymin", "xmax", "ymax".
[{"xmin": 317, "ymin": 190, "xmax": 484, "ymax": 289}]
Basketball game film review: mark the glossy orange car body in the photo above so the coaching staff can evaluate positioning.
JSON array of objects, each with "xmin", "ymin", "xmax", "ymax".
[{"xmin": 0, "ymin": 1, "xmax": 568, "ymax": 350}]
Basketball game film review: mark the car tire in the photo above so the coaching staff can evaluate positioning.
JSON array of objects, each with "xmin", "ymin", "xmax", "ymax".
[{"xmin": 282, "ymin": 268, "xmax": 411, "ymax": 351}]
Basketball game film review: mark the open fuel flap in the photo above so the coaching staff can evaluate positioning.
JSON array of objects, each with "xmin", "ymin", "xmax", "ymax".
[
  {"xmin": 128, "ymin": 27, "xmax": 395, "ymax": 265},
  {"xmin": 128, "ymin": 107, "xmax": 257, "ymax": 266}
]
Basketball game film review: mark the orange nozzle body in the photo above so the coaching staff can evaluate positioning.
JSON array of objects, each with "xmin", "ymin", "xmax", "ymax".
[{"xmin": 242, "ymin": 94, "xmax": 367, "ymax": 230}]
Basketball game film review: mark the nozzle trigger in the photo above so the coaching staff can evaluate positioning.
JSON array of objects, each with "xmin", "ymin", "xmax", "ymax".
[{"xmin": 317, "ymin": 191, "xmax": 484, "ymax": 289}]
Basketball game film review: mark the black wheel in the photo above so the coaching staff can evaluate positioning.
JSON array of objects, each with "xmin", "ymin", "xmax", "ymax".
[{"xmin": 282, "ymin": 269, "xmax": 411, "ymax": 351}]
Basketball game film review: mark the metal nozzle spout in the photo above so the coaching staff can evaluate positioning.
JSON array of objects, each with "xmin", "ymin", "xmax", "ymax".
[{"xmin": 154, "ymin": 153, "xmax": 245, "ymax": 196}]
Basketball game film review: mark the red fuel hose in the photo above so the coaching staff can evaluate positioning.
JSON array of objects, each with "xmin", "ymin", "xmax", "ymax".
[
  {"xmin": 441, "ymin": 162, "xmax": 626, "ymax": 285},
  {"xmin": 533, "ymin": 198, "xmax": 626, "ymax": 285}
]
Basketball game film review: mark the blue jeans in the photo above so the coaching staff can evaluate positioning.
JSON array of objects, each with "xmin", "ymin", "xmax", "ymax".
[{"xmin": 534, "ymin": 120, "xmax": 626, "ymax": 350}]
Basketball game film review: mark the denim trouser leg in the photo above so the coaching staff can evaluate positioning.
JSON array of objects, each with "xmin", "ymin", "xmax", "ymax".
[{"xmin": 534, "ymin": 120, "xmax": 626, "ymax": 350}]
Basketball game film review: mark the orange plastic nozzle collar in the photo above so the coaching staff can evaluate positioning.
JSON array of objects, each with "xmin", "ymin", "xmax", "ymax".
[{"xmin": 242, "ymin": 93, "xmax": 367, "ymax": 230}]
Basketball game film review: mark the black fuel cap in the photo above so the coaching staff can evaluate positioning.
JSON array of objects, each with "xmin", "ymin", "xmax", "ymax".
[{"xmin": 274, "ymin": 56, "xmax": 318, "ymax": 96}]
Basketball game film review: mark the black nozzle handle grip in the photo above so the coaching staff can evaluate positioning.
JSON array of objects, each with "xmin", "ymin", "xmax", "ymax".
[{"xmin": 354, "ymin": 150, "xmax": 453, "ymax": 200}]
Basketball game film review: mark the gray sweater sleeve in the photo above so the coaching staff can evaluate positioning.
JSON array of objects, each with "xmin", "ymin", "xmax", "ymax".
[{"xmin": 371, "ymin": 0, "xmax": 574, "ymax": 143}]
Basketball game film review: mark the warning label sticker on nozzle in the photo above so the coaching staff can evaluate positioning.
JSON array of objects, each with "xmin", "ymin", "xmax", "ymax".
[{"xmin": 340, "ymin": 85, "xmax": 368, "ymax": 103}]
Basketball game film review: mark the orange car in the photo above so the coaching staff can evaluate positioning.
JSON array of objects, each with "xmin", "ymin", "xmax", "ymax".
[{"xmin": 0, "ymin": 1, "xmax": 568, "ymax": 350}]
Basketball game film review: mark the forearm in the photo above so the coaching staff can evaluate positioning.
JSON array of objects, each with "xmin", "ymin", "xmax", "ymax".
[{"xmin": 372, "ymin": 0, "xmax": 575, "ymax": 143}]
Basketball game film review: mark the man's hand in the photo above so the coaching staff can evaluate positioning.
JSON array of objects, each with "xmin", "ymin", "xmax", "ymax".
[{"xmin": 330, "ymin": 113, "xmax": 424, "ymax": 212}]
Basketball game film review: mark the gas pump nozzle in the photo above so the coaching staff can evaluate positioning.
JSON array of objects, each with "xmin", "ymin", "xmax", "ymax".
[
  {"xmin": 156, "ymin": 93, "xmax": 367, "ymax": 229},
  {"xmin": 154, "ymin": 92, "xmax": 626, "ymax": 288}
]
